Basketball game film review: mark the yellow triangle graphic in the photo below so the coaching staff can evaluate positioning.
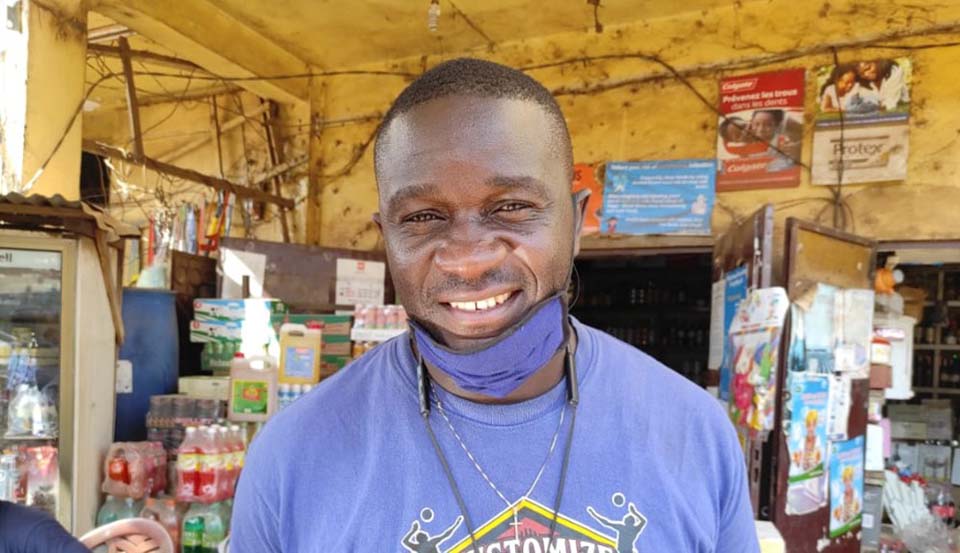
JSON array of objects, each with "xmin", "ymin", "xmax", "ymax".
[{"xmin": 446, "ymin": 497, "xmax": 617, "ymax": 553}]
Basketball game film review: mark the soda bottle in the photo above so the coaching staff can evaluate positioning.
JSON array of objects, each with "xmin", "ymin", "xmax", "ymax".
[
  {"xmin": 182, "ymin": 503, "xmax": 206, "ymax": 553},
  {"xmin": 176, "ymin": 427, "xmax": 202, "ymax": 502},
  {"xmin": 196, "ymin": 426, "xmax": 222, "ymax": 503},
  {"xmin": 229, "ymin": 425, "xmax": 245, "ymax": 493},
  {"xmin": 96, "ymin": 495, "xmax": 122, "ymax": 526},
  {"xmin": 142, "ymin": 496, "xmax": 184, "ymax": 550},
  {"xmin": 215, "ymin": 426, "xmax": 232, "ymax": 501},
  {"xmin": 201, "ymin": 501, "xmax": 226, "ymax": 552}
]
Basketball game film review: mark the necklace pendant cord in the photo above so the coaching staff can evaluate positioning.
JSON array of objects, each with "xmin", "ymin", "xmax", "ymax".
[{"xmin": 416, "ymin": 345, "xmax": 579, "ymax": 549}]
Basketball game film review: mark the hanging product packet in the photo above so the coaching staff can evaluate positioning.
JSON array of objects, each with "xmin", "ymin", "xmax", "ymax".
[{"xmin": 727, "ymin": 287, "xmax": 790, "ymax": 436}]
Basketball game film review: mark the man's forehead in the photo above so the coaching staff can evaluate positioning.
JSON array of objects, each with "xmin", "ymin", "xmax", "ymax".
[{"xmin": 376, "ymin": 95, "xmax": 568, "ymax": 206}]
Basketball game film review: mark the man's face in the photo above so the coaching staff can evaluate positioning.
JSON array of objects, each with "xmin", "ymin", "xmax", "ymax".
[
  {"xmin": 749, "ymin": 112, "xmax": 777, "ymax": 143},
  {"xmin": 375, "ymin": 95, "xmax": 579, "ymax": 351}
]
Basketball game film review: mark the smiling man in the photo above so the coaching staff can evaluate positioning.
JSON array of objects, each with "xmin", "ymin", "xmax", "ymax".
[{"xmin": 231, "ymin": 58, "xmax": 759, "ymax": 552}]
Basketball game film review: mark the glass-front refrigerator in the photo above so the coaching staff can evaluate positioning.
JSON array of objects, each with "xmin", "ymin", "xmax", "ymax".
[{"xmin": 0, "ymin": 232, "xmax": 118, "ymax": 534}]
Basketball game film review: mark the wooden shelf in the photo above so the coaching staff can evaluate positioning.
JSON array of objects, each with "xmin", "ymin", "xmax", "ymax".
[
  {"xmin": 914, "ymin": 386, "xmax": 960, "ymax": 395},
  {"xmin": 915, "ymin": 344, "xmax": 960, "ymax": 351}
]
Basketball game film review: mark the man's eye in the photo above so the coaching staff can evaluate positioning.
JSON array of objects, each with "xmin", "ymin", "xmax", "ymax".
[
  {"xmin": 497, "ymin": 202, "xmax": 530, "ymax": 213},
  {"xmin": 404, "ymin": 212, "xmax": 442, "ymax": 223}
]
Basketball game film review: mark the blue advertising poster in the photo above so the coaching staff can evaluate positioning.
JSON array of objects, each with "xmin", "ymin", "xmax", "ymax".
[
  {"xmin": 601, "ymin": 160, "xmax": 716, "ymax": 236},
  {"xmin": 718, "ymin": 265, "xmax": 749, "ymax": 401},
  {"xmin": 829, "ymin": 436, "xmax": 864, "ymax": 538}
]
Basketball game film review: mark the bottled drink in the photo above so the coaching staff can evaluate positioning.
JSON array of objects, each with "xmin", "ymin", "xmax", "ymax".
[
  {"xmin": 215, "ymin": 426, "xmax": 232, "ymax": 501},
  {"xmin": 176, "ymin": 427, "xmax": 202, "ymax": 502},
  {"xmin": 96, "ymin": 495, "xmax": 123, "ymax": 526},
  {"xmin": 201, "ymin": 501, "xmax": 227, "ymax": 552},
  {"xmin": 230, "ymin": 425, "xmax": 246, "ymax": 480},
  {"xmin": 277, "ymin": 384, "xmax": 291, "ymax": 410},
  {"xmin": 141, "ymin": 496, "xmax": 183, "ymax": 550},
  {"xmin": 182, "ymin": 503, "xmax": 206, "ymax": 553},
  {"xmin": 197, "ymin": 426, "xmax": 223, "ymax": 503},
  {"xmin": 120, "ymin": 496, "xmax": 143, "ymax": 519}
]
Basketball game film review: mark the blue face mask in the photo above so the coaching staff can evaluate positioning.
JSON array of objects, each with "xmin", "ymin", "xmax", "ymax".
[{"xmin": 410, "ymin": 294, "xmax": 568, "ymax": 398}]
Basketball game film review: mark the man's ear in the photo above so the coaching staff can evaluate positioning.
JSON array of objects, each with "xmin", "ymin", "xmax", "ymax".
[
  {"xmin": 571, "ymin": 189, "xmax": 590, "ymax": 257},
  {"xmin": 372, "ymin": 212, "xmax": 383, "ymax": 233}
]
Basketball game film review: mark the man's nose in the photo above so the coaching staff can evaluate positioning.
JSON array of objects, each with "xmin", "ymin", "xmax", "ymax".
[{"xmin": 434, "ymin": 220, "xmax": 507, "ymax": 280}]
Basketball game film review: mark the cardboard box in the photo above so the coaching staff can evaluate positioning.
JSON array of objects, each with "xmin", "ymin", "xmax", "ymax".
[
  {"xmin": 869, "ymin": 363, "xmax": 892, "ymax": 389},
  {"xmin": 321, "ymin": 339, "xmax": 352, "ymax": 357},
  {"xmin": 890, "ymin": 420, "xmax": 927, "ymax": 441},
  {"xmin": 321, "ymin": 354, "xmax": 350, "ymax": 375},
  {"xmin": 194, "ymin": 298, "xmax": 288, "ymax": 322},
  {"xmin": 271, "ymin": 314, "xmax": 352, "ymax": 337},
  {"xmin": 179, "ymin": 376, "xmax": 231, "ymax": 401},
  {"xmin": 190, "ymin": 320, "xmax": 242, "ymax": 342}
]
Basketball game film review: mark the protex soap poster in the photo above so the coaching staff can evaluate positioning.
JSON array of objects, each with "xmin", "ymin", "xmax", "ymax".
[
  {"xmin": 785, "ymin": 373, "xmax": 829, "ymax": 515},
  {"xmin": 829, "ymin": 436, "xmax": 865, "ymax": 538},
  {"xmin": 812, "ymin": 58, "xmax": 911, "ymax": 185}
]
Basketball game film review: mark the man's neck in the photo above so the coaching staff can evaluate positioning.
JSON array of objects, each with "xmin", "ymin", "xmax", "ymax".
[{"xmin": 424, "ymin": 325, "xmax": 577, "ymax": 405}]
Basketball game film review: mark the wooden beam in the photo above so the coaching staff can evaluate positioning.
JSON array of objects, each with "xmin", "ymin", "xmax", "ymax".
[
  {"xmin": 87, "ymin": 43, "xmax": 204, "ymax": 73},
  {"xmin": 159, "ymin": 102, "xmax": 269, "ymax": 161},
  {"xmin": 306, "ymin": 75, "xmax": 326, "ymax": 245},
  {"xmin": 83, "ymin": 139, "xmax": 295, "ymax": 209},
  {"xmin": 261, "ymin": 101, "xmax": 291, "ymax": 243},
  {"xmin": 101, "ymin": 83, "xmax": 243, "ymax": 110},
  {"xmin": 251, "ymin": 155, "xmax": 307, "ymax": 186},
  {"xmin": 93, "ymin": 0, "xmax": 308, "ymax": 105},
  {"xmin": 117, "ymin": 37, "xmax": 145, "ymax": 160}
]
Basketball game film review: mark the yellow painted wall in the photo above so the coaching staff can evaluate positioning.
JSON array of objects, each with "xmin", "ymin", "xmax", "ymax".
[
  {"xmin": 294, "ymin": 0, "xmax": 960, "ymax": 249},
  {"xmin": 84, "ymin": 91, "xmax": 295, "ymax": 241},
  {"xmin": 2, "ymin": 0, "xmax": 87, "ymax": 199},
  {"xmin": 81, "ymin": 0, "xmax": 960, "ymax": 249}
]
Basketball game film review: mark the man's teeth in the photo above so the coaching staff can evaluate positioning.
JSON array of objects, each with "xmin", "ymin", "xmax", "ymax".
[{"xmin": 449, "ymin": 293, "xmax": 511, "ymax": 312}]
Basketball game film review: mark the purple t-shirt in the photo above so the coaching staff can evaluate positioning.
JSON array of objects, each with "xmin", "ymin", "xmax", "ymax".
[
  {"xmin": 0, "ymin": 501, "xmax": 89, "ymax": 553},
  {"xmin": 232, "ymin": 319, "xmax": 760, "ymax": 552}
]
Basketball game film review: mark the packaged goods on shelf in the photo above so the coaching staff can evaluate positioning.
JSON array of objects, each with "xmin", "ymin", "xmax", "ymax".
[
  {"xmin": 350, "ymin": 304, "xmax": 408, "ymax": 349},
  {"xmin": 193, "ymin": 299, "xmax": 288, "ymax": 323},
  {"xmin": 101, "ymin": 441, "xmax": 168, "ymax": 499},
  {"xmin": 145, "ymin": 395, "xmax": 226, "ymax": 454},
  {"xmin": 178, "ymin": 376, "xmax": 231, "ymax": 402}
]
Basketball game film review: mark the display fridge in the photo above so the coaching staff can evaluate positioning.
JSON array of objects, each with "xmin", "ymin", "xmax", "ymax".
[{"xmin": 0, "ymin": 228, "xmax": 122, "ymax": 535}]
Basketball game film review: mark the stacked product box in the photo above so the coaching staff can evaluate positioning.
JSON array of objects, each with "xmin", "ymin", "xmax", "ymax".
[
  {"xmin": 190, "ymin": 299, "xmax": 288, "ymax": 374},
  {"xmin": 271, "ymin": 314, "xmax": 353, "ymax": 379}
]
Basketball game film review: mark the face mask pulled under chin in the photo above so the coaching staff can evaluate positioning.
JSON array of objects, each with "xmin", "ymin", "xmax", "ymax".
[{"xmin": 410, "ymin": 293, "xmax": 568, "ymax": 399}]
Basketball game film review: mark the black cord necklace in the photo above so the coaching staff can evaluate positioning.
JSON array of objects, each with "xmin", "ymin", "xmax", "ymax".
[{"xmin": 416, "ymin": 344, "xmax": 579, "ymax": 549}]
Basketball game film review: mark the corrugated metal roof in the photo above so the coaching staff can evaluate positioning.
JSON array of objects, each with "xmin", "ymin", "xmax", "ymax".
[{"xmin": 0, "ymin": 193, "xmax": 140, "ymax": 240}]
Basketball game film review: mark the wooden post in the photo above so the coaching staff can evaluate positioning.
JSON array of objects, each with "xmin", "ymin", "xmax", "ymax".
[
  {"xmin": 307, "ymin": 74, "xmax": 326, "ymax": 245},
  {"xmin": 261, "ymin": 102, "xmax": 292, "ymax": 243},
  {"xmin": 117, "ymin": 37, "xmax": 144, "ymax": 160}
]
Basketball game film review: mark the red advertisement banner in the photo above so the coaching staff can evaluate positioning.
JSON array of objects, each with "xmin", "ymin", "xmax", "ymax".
[{"xmin": 716, "ymin": 69, "xmax": 805, "ymax": 192}]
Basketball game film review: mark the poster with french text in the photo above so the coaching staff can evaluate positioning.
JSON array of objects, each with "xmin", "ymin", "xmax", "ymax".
[{"xmin": 716, "ymin": 69, "xmax": 804, "ymax": 191}]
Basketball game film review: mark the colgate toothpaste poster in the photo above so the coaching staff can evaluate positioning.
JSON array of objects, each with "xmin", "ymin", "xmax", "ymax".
[
  {"xmin": 716, "ymin": 69, "xmax": 804, "ymax": 192},
  {"xmin": 811, "ymin": 58, "xmax": 911, "ymax": 185}
]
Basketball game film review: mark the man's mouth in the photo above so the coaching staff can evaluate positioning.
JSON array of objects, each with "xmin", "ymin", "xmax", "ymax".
[{"xmin": 447, "ymin": 292, "xmax": 512, "ymax": 312}]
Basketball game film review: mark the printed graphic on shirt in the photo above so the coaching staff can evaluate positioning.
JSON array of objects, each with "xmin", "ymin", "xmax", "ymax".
[{"xmin": 402, "ymin": 494, "xmax": 647, "ymax": 553}]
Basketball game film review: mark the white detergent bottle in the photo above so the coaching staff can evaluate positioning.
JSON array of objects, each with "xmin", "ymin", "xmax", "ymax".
[{"xmin": 227, "ymin": 353, "xmax": 278, "ymax": 422}]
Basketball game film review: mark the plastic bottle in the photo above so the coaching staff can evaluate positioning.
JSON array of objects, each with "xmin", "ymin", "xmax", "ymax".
[
  {"xmin": 201, "ymin": 501, "xmax": 227, "ymax": 552},
  {"xmin": 229, "ymin": 425, "xmax": 246, "ymax": 483},
  {"xmin": 228, "ymin": 353, "xmax": 277, "ymax": 422},
  {"xmin": 121, "ymin": 496, "xmax": 143, "ymax": 519},
  {"xmin": 176, "ymin": 427, "xmax": 202, "ymax": 502},
  {"xmin": 181, "ymin": 503, "xmax": 206, "ymax": 553},
  {"xmin": 141, "ymin": 496, "xmax": 183, "ymax": 550},
  {"xmin": 291, "ymin": 384, "xmax": 303, "ymax": 404},
  {"xmin": 96, "ymin": 495, "xmax": 123, "ymax": 526},
  {"xmin": 195, "ymin": 426, "xmax": 217, "ymax": 503},
  {"xmin": 277, "ymin": 383, "xmax": 291, "ymax": 411},
  {"xmin": 215, "ymin": 426, "xmax": 233, "ymax": 501}
]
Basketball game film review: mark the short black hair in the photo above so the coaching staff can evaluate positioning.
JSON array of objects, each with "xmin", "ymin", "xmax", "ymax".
[{"xmin": 374, "ymin": 57, "xmax": 573, "ymax": 178}]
